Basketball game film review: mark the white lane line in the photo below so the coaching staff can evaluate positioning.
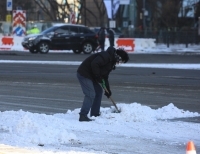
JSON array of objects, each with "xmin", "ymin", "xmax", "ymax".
[
  {"xmin": 0, "ymin": 95, "xmax": 109, "ymax": 105},
  {"xmin": 0, "ymin": 60, "xmax": 200, "ymax": 69},
  {"xmin": 0, "ymin": 60, "xmax": 81, "ymax": 65},
  {"xmin": 0, "ymin": 101, "xmax": 68, "ymax": 111},
  {"xmin": 0, "ymin": 94, "xmax": 81, "ymax": 102}
]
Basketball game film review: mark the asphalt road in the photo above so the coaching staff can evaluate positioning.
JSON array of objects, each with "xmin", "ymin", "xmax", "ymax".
[{"xmin": 0, "ymin": 51, "xmax": 200, "ymax": 119}]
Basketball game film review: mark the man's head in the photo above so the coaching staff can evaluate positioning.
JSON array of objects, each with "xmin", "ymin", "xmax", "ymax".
[{"xmin": 115, "ymin": 48, "xmax": 129, "ymax": 63}]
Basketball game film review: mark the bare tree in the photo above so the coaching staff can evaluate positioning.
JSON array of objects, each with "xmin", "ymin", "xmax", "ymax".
[
  {"xmin": 159, "ymin": 0, "xmax": 182, "ymax": 28},
  {"xmin": 32, "ymin": 0, "xmax": 69, "ymax": 21},
  {"xmin": 195, "ymin": 1, "xmax": 200, "ymax": 24},
  {"xmin": 0, "ymin": 0, "xmax": 33, "ymax": 21},
  {"xmin": 135, "ymin": 0, "xmax": 144, "ymax": 28},
  {"xmin": 0, "ymin": 0, "xmax": 6, "ymax": 21},
  {"xmin": 79, "ymin": 0, "xmax": 107, "ymax": 26},
  {"xmin": 135, "ymin": 0, "xmax": 184, "ymax": 30},
  {"xmin": 10, "ymin": 0, "xmax": 107, "ymax": 26},
  {"xmin": 137, "ymin": 0, "xmax": 200, "ymax": 30}
]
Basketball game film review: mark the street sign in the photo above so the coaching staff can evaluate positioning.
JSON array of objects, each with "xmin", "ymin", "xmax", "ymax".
[
  {"xmin": 109, "ymin": 20, "xmax": 116, "ymax": 28},
  {"xmin": 123, "ymin": 21, "xmax": 128, "ymax": 27},
  {"xmin": 120, "ymin": 0, "xmax": 130, "ymax": 5},
  {"xmin": 7, "ymin": 0, "xmax": 12, "ymax": 11},
  {"xmin": 6, "ymin": 14, "xmax": 12, "ymax": 22}
]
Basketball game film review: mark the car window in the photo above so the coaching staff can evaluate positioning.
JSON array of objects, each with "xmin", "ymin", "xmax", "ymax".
[
  {"xmin": 80, "ymin": 27, "xmax": 94, "ymax": 34},
  {"xmin": 54, "ymin": 26, "xmax": 70, "ymax": 34},
  {"xmin": 69, "ymin": 26, "xmax": 79, "ymax": 34},
  {"xmin": 41, "ymin": 26, "xmax": 56, "ymax": 34}
]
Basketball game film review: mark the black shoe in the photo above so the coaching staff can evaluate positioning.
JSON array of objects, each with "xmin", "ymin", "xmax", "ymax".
[
  {"xmin": 79, "ymin": 114, "xmax": 93, "ymax": 122},
  {"xmin": 90, "ymin": 112, "xmax": 101, "ymax": 117},
  {"xmin": 90, "ymin": 113, "xmax": 101, "ymax": 117}
]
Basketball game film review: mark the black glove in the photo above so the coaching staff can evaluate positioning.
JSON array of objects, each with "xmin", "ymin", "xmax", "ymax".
[
  {"xmin": 96, "ymin": 76, "xmax": 102, "ymax": 83},
  {"xmin": 104, "ymin": 88, "xmax": 112, "ymax": 98}
]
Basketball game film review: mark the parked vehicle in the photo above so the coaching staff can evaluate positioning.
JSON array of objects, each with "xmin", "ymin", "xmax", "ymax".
[{"xmin": 21, "ymin": 24, "xmax": 99, "ymax": 54}]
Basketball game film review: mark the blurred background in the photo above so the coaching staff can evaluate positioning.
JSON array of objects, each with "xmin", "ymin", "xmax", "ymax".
[{"xmin": 1, "ymin": 0, "xmax": 200, "ymax": 44}]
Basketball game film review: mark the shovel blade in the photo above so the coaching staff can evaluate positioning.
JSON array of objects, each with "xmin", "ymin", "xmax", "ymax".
[{"xmin": 110, "ymin": 106, "xmax": 121, "ymax": 113}]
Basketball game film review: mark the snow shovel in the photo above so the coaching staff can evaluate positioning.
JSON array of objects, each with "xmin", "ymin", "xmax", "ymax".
[{"xmin": 103, "ymin": 87, "xmax": 121, "ymax": 113}]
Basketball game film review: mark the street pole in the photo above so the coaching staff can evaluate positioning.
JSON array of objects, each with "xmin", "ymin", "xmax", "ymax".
[
  {"xmin": 143, "ymin": 0, "xmax": 146, "ymax": 36},
  {"xmin": 84, "ymin": 0, "xmax": 86, "ymax": 25},
  {"xmin": 111, "ymin": 0, "xmax": 113, "ymax": 20}
]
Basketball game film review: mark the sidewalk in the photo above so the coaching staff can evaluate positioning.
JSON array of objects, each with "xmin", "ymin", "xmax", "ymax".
[{"xmin": 135, "ymin": 43, "xmax": 200, "ymax": 54}]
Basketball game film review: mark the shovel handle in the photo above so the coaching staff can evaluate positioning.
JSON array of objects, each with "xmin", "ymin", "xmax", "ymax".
[
  {"xmin": 104, "ymin": 87, "xmax": 120, "ymax": 112},
  {"xmin": 109, "ymin": 96, "xmax": 120, "ymax": 112}
]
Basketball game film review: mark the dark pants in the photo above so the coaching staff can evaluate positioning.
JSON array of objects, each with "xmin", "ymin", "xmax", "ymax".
[
  {"xmin": 99, "ymin": 40, "xmax": 105, "ymax": 51},
  {"xmin": 77, "ymin": 73, "xmax": 103, "ymax": 116},
  {"xmin": 109, "ymin": 38, "xmax": 114, "ymax": 47}
]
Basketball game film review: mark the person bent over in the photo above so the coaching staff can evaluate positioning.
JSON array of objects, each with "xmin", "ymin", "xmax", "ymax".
[{"xmin": 77, "ymin": 47, "xmax": 129, "ymax": 122}]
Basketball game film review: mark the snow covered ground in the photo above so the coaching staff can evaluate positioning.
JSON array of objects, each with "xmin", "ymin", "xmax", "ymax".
[
  {"xmin": 138, "ymin": 44, "xmax": 200, "ymax": 54},
  {"xmin": 0, "ymin": 44, "xmax": 200, "ymax": 154}
]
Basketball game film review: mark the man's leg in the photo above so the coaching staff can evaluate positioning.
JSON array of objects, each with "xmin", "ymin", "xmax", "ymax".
[
  {"xmin": 90, "ymin": 82, "xmax": 103, "ymax": 117},
  {"xmin": 111, "ymin": 39, "xmax": 114, "ymax": 46},
  {"xmin": 102, "ymin": 40, "xmax": 105, "ymax": 51},
  {"xmin": 99, "ymin": 40, "xmax": 104, "ymax": 51},
  {"xmin": 77, "ymin": 73, "xmax": 95, "ymax": 116},
  {"xmin": 109, "ymin": 39, "xmax": 111, "ymax": 47}
]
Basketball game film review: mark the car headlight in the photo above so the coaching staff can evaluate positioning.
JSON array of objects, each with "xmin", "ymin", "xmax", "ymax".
[{"xmin": 28, "ymin": 37, "xmax": 37, "ymax": 41}]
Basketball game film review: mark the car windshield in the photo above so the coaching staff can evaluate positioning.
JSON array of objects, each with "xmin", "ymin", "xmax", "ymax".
[{"xmin": 41, "ymin": 26, "xmax": 57, "ymax": 35}]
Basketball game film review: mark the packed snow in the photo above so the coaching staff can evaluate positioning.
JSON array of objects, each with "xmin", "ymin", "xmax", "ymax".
[{"xmin": 0, "ymin": 103, "xmax": 199, "ymax": 154}]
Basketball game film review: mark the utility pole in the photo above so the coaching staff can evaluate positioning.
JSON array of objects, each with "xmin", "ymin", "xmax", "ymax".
[
  {"xmin": 6, "ymin": 0, "xmax": 12, "ymax": 23},
  {"xmin": 74, "ymin": 0, "xmax": 75, "ymax": 13},
  {"xmin": 84, "ymin": 0, "xmax": 86, "ymax": 25},
  {"xmin": 111, "ymin": 0, "xmax": 114, "ymax": 19},
  {"xmin": 109, "ymin": 0, "xmax": 116, "ymax": 29},
  {"xmin": 143, "ymin": 0, "xmax": 146, "ymax": 31},
  {"xmin": 143, "ymin": 0, "xmax": 147, "ymax": 37}
]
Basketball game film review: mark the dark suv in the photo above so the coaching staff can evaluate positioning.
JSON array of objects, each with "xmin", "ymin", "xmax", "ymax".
[{"xmin": 21, "ymin": 24, "xmax": 99, "ymax": 54}]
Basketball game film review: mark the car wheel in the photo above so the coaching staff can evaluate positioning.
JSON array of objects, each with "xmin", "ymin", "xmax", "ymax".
[
  {"xmin": 73, "ymin": 49, "xmax": 82, "ymax": 54},
  {"xmin": 29, "ymin": 49, "xmax": 38, "ymax": 53},
  {"xmin": 37, "ymin": 42, "xmax": 49, "ymax": 54},
  {"xmin": 82, "ymin": 42, "xmax": 93, "ymax": 54}
]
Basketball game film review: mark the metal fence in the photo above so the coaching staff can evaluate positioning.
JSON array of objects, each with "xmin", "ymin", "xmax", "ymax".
[{"xmin": 123, "ymin": 28, "xmax": 200, "ymax": 46}]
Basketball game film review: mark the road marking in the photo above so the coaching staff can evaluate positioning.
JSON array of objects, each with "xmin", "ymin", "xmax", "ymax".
[
  {"xmin": 0, "ymin": 94, "xmax": 81, "ymax": 102},
  {"xmin": 0, "ymin": 60, "xmax": 200, "ymax": 69}
]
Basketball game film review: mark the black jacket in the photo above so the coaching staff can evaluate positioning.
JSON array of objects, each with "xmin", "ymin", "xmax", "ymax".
[{"xmin": 77, "ymin": 47, "xmax": 116, "ymax": 82}]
